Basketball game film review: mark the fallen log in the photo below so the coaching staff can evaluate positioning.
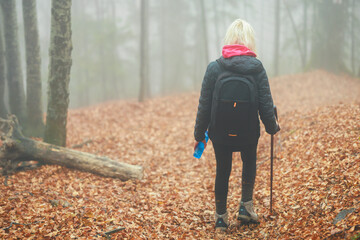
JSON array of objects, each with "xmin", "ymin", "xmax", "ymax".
[{"xmin": 0, "ymin": 115, "xmax": 143, "ymax": 181}]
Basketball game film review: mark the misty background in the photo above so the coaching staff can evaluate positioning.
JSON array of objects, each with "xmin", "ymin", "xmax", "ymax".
[{"xmin": 4, "ymin": 0, "xmax": 360, "ymax": 109}]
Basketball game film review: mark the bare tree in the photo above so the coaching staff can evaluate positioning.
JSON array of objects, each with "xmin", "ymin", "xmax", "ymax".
[
  {"xmin": 350, "ymin": 0, "xmax": 356, "ymax": 75},
  {"xmin": 139, "ymin": 0, "xmax": 149, "ymax": 102},
  {"xmin": 303, "ymin": 0, "xmax": 309, "ymax": 69},
  {"xmin": 200, "ymin": 0, "xmax": 209, "ymax": 64},
  {"xmin": 22, "ymin": 0, "xmax": 44, "ymax": 137},
  {"xmin": 273, "ymin": 0, "xmax": 281, "ymax": 76},
  {"xmin": 160, "ymin": 0, "xmax": 166, "ymax": 95},
  {"xmin": 0, "ymin": 0, "xmax": 26, "ymax": 124},
  {"xmin": 310, "ymin": 0, "xmax": 349, "ymax": 73},
  {"xmin": 212, "ymin": 0, "xmax": 221, "ymax": 54},
  {"xmin": 0, "ymin": 23, "xmax": 7, "ymax": 118},
  {"xmin": 283, "ymin": 0, "xmax": 305, "ymax": 69},
  {"xmin": 44, "ymin": 0, "xmax": 73, "ymax": 147}
]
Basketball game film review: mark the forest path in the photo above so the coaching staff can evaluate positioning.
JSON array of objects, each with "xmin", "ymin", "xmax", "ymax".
[{"xmin": 1, "ymin": 70, "xmax": 359, "ymax": 239}]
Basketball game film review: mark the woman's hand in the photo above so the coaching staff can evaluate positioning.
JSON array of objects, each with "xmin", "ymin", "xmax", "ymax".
[{"xmin": 194, "ymin": 139, "xmax": 207, "ymax": 151}]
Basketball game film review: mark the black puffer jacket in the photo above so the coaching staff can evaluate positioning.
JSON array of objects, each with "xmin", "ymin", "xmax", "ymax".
[{"xmin": 194, "ymin": 55, "xmax": 278, "ymax": 144}]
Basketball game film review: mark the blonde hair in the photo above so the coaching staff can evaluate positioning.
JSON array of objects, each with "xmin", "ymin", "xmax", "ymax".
[{"xmin": 223, "ymin": 19, "xmax": 256, "ymax": 53}]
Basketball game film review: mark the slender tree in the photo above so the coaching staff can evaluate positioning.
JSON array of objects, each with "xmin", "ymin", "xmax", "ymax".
[
  {"xmin": 310, "ymin": 0, "xmax": 349, "ymax": 73},
  {"xmin": 44, "ymin": 0, "xmax": 73, "ymax": 147},
  {"xmin": 95, "ymin": 0, "xmax": 109, "ymax": 102},
  {"xmin": 158, "ymin": 0, "xmax": 195, "ymax": 94},
  {"xmin": 303, "ymin": 0, "xmax": 308, "ymax": 69},
  {"xmin": 139, "ymin": 0, "xmax": 149, "ymax": 102},
  {"xmin": 110, "ymin": 0, "xmax": 123, "ymax": 99},
  {"xmin": 212, "ymin": 0, "xmax": 221, "ymax": 54},
  {"xmin": 22, "ymin": 0, "xmax": 44, "ymax": 137},
  {"xmin": 283, "ymin": 0, "xmax": 305, "ymax": 69},
  {"xmin": 0, "ymin": 23, "xmax": 7, "ymax": 118},
  {"xmin": 260, "ymin": 1, "xmax": 265, "ymax": 55},
  {"xmin": 273, "ymin": 0, "xmax": 281, "ymax": 76},
  {"xmin": 160, "ymin": 0, "xmax": 166, "ymax": 95},
  {"xmin": 350, "ymin": 0, "xmax": 356, "ymax": 75},
  {"xmin": 0, "ymin": 0, "xmax": 26, "ymax": 124},
  {"xmin": 200, "ymin": 0, "xmax": 209, "ymax": 64}
]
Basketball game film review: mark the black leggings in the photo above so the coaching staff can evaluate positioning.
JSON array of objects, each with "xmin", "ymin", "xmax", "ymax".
[{"xmin": 213, "ymin": 143, "xmax": 258, "ymax": 215}]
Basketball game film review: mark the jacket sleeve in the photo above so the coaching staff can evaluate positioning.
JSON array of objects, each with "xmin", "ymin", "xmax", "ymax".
[
  {"xmin": 256, "ymin": 65, "xmax": 279, "ymax": 135},
  {"xmin": 194, "ymin": 62, "xmax": 219, "ymax": 142}
]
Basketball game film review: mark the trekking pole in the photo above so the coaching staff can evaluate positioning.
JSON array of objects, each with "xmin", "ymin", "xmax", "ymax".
[{"xmin": 270, "ymin": 106, "xmax": 278, "ymax": 214}]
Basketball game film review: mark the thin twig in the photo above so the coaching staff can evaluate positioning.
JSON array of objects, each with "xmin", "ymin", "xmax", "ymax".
[
  {"xmin": 105, "ymin": 227, "xmax": 125, "ymax": 235},
  {"xmin": 2, "ymin": 217, "xmax": 46, "ymax": 230},
  {"xmin": 94, "ymin": 227, "xmax": 125, "ymax": 239}
]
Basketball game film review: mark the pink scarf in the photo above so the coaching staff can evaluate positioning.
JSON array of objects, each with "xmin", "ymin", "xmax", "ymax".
[{"xmin": 222, "ymin": 45, "xmax": 256, "ymax": 58}]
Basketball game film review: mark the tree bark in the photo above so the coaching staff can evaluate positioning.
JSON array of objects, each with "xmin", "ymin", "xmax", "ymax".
[
  {"xmin": 200, "ymin": 0, "xmax": 209, "ymax": 64},
  {"xmin": 139, "ymin": 0, "xmax": 149, "ymax": 102},
  {"xmin": 283, "ymin": 0, "xmax": 305, "ymax": 69},
  {"xmin": 303, "ymin": 0, "xmax": 308, "ymax": 69},
  {"xmin": 22, "ymin": 0, "xmax": 44, "ymax": 138},
  {"xmin": 273, "ymin": 0, "xmax": 281, "ymax": 76},
  {"xmin": 0, "ymin": 0, "xmax": 26, "ymax": 124},
  {"xmin": 44, "ymin": 0, "xmax": 73, "ymax": 147},
  {"xmin": 310, "ymin": 0, "xmax": 349, "ymax": 73},
  {"xmin": 160, "ymin": 0, "xmax": 166, "ymax": 95},
  {"xmin": 212, "ymin": 0, "xmax": 221, "ymax": 55},
  {"xmin": 0, "ymin": 23, "xmax": 7, "ymax": 118},
  {"xmin": 0, "ymin": 116, "xmax": 143, "ymax": 181},
  {"xmin": 350, "ymin": 0, "xmax": 355, "ymax": 75}
]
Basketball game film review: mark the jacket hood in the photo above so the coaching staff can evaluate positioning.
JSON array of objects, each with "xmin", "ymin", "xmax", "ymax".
[
  {"xmin": 222, "ymin": 45, "xmax": 256, "ymax": 58},
  {"xmin": 218, "ymin": 55, "xmax": 263, "ymax": 74}
]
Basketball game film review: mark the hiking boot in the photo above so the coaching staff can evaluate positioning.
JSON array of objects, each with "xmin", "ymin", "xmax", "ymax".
[
  {"xmin": 237, "ymin": 200, "xmax": 259, "ymax": 223},
  {"xmin": 215, "ymin": 211, "xmax": 229, "ymax": 231}
]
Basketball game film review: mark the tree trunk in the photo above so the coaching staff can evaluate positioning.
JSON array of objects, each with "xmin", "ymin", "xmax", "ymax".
[
  {"xmin": 310, "ymin": 0, "xmax": 349, "ymax": 73},
  {"xmin": 139, "ymin": 0, "xmax": 149, "ymax": 102},
  {"xmin": 22, "ymin": 0, "xmax": 44, "ymax": 138},
  {"xmin": 200, "ymin": 0, "xmax": 209, "ymax": 64},
  {"xmin": 0, "ymin": 0, "xmax": 26, "ymax": 124},
  {"xmin": 212, "ymin": 0, "xmax": 221, "ymax": 55},
  {"xmin": 283, "ymin": 0, "xmax": 305, "ymax": 69},
  {"xmin": 44, "ymin": 0, "xmax": 73, "ymax": 147},
  {"xmin": 160, "ymin": 0, "xmax": 166, "ymax": 95},
  {"xmin": 110, "ymin": 0, "xmax": 123, "ymax": 99},
  {"xmin": 95, "ymin": 0, "xmax": 108, "ymax": 103},
  {"xmin": 0, "ymin": 116, "xmax": 143, "ymax": 181},
  {"xmin": 260, "ymin": 1, "xmax": 265, "ymax": 55},
  {"xmin": 0, "ymin": 23, "xmax": 7, "ymax": 118},
  {"xmin": 350, "ymin": 0, "xmax": 355, "ymax": 75},
  {"xmin": 303, "ymin": 0, "xmax": 308, "ymax": 69},
  {"xmin": 273, "ymin": 0, "xmax": 281, "ymax": 76}
]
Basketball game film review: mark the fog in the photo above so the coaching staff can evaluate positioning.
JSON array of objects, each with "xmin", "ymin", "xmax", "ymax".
[{"xmin": 4, "ymin": 0, "xmax": 360, "ymax": 108}]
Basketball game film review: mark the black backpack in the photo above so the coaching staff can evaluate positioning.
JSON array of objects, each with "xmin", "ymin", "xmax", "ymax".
[{"xmin": 209, "ymin": 59, "xmax": 259, "ymax": 145}]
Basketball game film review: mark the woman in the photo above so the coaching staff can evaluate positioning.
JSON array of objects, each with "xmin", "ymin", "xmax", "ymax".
[{"xmin": 194, "ymin": 19, "xmax": 280, "ymax": 231}]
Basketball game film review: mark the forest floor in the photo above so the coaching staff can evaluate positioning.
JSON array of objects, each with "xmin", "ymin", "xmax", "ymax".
[{"xmin": 0, "ymin": 70, "xmax": 360, "ymax": 239}]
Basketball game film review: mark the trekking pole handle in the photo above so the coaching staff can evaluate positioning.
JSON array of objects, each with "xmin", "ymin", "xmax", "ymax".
[{"xmin": 274, "ymin": 105, "xmax": 278, "ymax": 121}]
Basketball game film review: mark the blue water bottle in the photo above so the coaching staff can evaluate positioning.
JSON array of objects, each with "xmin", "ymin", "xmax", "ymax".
[{"xmin": 193, "ymin": 131, "xmax": 209, "ymax": 159}]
